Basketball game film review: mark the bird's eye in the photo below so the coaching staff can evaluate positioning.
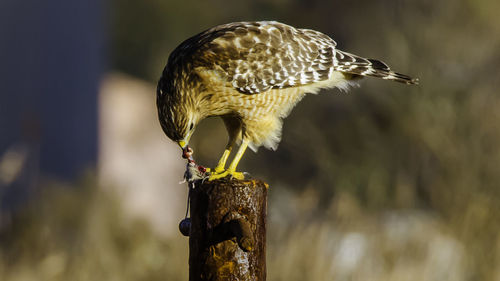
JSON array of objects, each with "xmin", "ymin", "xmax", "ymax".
[{"xmin": 189, "ymin": 123, "xmax": 194, "ymax": 130}]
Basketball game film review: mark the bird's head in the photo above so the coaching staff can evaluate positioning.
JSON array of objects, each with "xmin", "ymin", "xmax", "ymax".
[
  {"xmin": 157, "ymin": 82, "xmax": 199, "ymax": 151},
  {"xmin": 165, "ymin": 111, "xmax": 197, "ymax": 150}
]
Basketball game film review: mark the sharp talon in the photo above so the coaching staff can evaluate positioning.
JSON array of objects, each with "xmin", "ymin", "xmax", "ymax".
[
  {"xmin": 231, "ymin": 171, "xmax": 245, "ymax": 180},
  {"xmin": 208, "ymin": 170, "xmax": 228, "ymax": 181},
  {"xmin": 208, "ymin": 170, "xmax": 245, "ymax": 181}
]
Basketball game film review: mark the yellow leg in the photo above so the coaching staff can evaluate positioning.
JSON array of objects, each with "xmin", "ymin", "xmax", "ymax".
[
  {"xmin": 227, "ymin": 139, "xmax": 248, "ymax": 173},
  {"xmin": 209, "ymin": 139, "xmax": 248, "ymax": 181},
  {"xmin": 214, "ymin": 148, "xmax": 231, "ymax": 173}
]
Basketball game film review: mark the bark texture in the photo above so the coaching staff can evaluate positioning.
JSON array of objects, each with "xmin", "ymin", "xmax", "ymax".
[{"xmin": 189, "ymin": 178, "xmax": 268, "ymax": 281}]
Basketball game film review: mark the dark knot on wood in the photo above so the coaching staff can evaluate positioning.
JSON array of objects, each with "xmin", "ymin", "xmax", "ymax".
[
  {"xmin": 210, "ymin": 212, "xmax": 255, "ymax": 252},
  {"xmin": 188, "ymin": 178, "xmax": 268, "ymax": 281}
]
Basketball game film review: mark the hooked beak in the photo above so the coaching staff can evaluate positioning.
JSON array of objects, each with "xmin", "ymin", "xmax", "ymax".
[
  {"xmin": 178, "ymin": 140, "xmax": 188, "ymax": 149},
  {"xmin": 178, "ymin": 129, "xmax": 194, "ymax": 150}
]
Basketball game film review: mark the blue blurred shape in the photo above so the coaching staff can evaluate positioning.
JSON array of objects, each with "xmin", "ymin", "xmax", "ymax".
[{"xmin": 0, "ymin": 0, "xmax": 105, "ymax": 204}]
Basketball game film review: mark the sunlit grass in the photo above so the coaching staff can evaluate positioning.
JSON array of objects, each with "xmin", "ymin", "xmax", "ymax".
[
  {"xmin": 0, "ymin": 179, "xmax": 188, "ymax": 281},
  {"xmin": 1, "ymin": 178, "xmax": 499, "ymax": 280}
]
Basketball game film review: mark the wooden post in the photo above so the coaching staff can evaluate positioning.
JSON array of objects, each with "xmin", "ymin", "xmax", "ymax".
[{"xmin": 188, "ymin": 178, "xmax": 268, "ymax": 281}]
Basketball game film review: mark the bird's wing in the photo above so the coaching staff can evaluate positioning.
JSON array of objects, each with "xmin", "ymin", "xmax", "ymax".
[{"xmin": 197, "ymin": 21, "xmax": 338, "ymax": 94}]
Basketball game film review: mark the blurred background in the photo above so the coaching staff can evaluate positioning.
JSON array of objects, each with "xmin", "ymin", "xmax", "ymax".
[{"xmin": 1, "ymin": 0, "xmax": 500, "ymax": 280}]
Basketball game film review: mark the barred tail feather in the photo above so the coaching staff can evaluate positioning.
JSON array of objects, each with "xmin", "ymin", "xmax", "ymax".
[{"xmin": 334, "ymin": 50, "xmax": 419, "ymax": 85}]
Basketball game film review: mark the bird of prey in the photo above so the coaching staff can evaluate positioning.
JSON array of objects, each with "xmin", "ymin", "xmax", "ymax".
[{"xmin": 157, "ymin": 21, "xmax": 418, "ymax": 181}]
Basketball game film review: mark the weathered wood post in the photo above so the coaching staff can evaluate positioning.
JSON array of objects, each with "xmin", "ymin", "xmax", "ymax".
[{"xmin": 187, "ymin": 178, "xmax": 268, "ymax": 281}]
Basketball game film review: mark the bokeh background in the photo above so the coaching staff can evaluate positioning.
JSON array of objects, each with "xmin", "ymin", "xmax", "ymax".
[{"xmin": 1, "ymin": 0, "xmax": 500, "ymax": 280}]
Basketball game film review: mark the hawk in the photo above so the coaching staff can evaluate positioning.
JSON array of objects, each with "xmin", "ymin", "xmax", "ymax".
[{"xmin": 157, "ymin": 21, "xmax": 418, "ymax": 180}]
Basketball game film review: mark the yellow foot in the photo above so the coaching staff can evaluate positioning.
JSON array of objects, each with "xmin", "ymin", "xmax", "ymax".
[{"xmin": 208, "ymin": 170, "xmax": 245, "ymax": 181}]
